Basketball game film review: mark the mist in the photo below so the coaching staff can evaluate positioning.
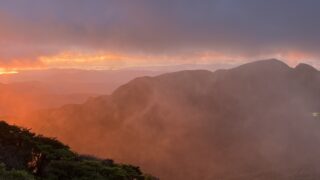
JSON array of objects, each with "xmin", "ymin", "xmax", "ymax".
[
  {"xmin": 1, "ymin": 1, "xmax": 320, "ymax": 179},
  {"xmin": 6, "ymin": 59, "xmax": 319, "ymax": 179}
]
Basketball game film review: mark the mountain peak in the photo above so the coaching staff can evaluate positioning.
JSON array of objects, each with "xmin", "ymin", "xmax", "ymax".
[
  {"xmin": 295, "ymin": 63, "xmax": 318, "ymax": 72},
  {"xmin": 229, "ymin": 59, "xmax": 290, "ymax": 76},
  {"xmin": 238, "ymin": 59, "xmax": 288, "ymax": 69}
]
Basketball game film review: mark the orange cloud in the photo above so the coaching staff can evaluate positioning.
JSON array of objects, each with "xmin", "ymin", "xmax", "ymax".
[
  {"xmin": 37, "ymin": 50, "xmax": 233, "ymax": 70},
  {"xmin": 38, "ymin": 51, "xmax": 136, "ymax": 70},
  {"xmin": 0, "ymin": 49, "xmax": 318, "ymax": 73}
]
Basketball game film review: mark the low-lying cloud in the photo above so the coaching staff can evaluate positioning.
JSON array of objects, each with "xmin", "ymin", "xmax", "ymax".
[{"xmin": 1, "ymin": 0, "xmax": 320, "ymax": 69}]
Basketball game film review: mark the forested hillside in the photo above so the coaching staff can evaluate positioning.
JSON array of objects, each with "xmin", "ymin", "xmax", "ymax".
[{"xmin": 0, "ymin": 121, "xmax": 156, "ymax": 180}]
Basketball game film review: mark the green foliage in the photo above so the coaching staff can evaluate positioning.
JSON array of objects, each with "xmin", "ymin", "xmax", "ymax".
[
  {"xmin": 43, "ymin": 160, "xmax": 146, "ymax": 180},
  {"xmin": 0, "ymin": 121, "xmax": 157, "ymax": 180},
  {"xmin": 0, "ymin": 163, "xmax": 34, "ymax": 180}
]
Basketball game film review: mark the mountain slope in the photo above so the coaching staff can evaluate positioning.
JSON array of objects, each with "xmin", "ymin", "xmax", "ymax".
[
  {"xmin": 29, "ymin": 59, "xmax": 320, "ymax": 179},
  {"xmin": 0, "ymin": 121, "xmax": 156, "ymax": 180}
]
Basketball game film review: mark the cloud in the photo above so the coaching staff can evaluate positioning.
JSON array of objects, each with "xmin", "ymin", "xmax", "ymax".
[{"xmin": 0, "ymin": 0, "xmax": 320, "ymax": 69}]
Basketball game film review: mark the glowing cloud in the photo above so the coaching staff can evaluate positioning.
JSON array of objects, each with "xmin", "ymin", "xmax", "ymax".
[{"xmin": 0, "ymin": 0, "xmax": 320, "ymax": 70}]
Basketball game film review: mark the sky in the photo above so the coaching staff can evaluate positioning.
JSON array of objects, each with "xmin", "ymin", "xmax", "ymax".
[{"xmin": 1, "ymin": 0, "xmax": 320, "ymax": 72}]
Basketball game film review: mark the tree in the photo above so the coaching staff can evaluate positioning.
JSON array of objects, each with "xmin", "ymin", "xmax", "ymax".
[{"xmin": 0, "ymin": 121, "xmax": 157, "ymax": 180}]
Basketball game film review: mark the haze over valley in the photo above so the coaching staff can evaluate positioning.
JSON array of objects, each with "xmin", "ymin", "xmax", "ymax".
[
  {"xmin": 12, "ymin": 59, "xmax": 320, "ymax": 179},
  {"xmin": 1, "ymin": 1, "xmax": 320, "ymax": 179}
]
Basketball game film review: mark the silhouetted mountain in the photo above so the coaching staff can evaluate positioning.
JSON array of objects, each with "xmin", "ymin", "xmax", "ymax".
[
  {"xmin": 0, "ymin": 121, "xmax": 156, "ymax": 180},
  {"xmin": 29, "ymin": 59, "xmax": 320, "ymax": 179},
  {"xmin": 0, "ymin": 69, "xmax": 164, "ymax": 94},
  {"xmin": 0, "ymin": 65, "xmax": 232, "ymax": 124}
]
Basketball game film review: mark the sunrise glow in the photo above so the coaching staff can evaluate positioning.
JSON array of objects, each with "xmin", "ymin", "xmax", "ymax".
[
  {"xmin": 0, "ymin": 1, "xmax": 320, "ymax": 180},
  {"xmin": 0, "ymin": 69, "xmax": 18, "ymax": 75}
]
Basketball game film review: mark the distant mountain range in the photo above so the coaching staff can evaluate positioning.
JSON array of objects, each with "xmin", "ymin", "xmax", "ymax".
[
  {"xmin": 0, "ymin": 64, "xmax": 232, "ymax": 123},
  {"xmin": 0, "ymin": 63, "xmax": 233, "ymax": 94},
  {"xmin": 0, "ymin": 69, "xmax": 163, "ymax": 121},
  {"xmin": 26, "ymin": 59, "xmax": 320, "ymax": 179}
]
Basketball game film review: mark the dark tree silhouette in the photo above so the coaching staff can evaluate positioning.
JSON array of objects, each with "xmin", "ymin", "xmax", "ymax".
[{"xmin": 0, "ymin": 121, "xmax": 157, "ymax": 180}]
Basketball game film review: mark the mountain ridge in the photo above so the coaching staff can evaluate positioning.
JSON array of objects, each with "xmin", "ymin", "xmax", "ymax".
[{"xmin": 27, "ymin": 59, "xmax": 320, "ymax": 180}]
